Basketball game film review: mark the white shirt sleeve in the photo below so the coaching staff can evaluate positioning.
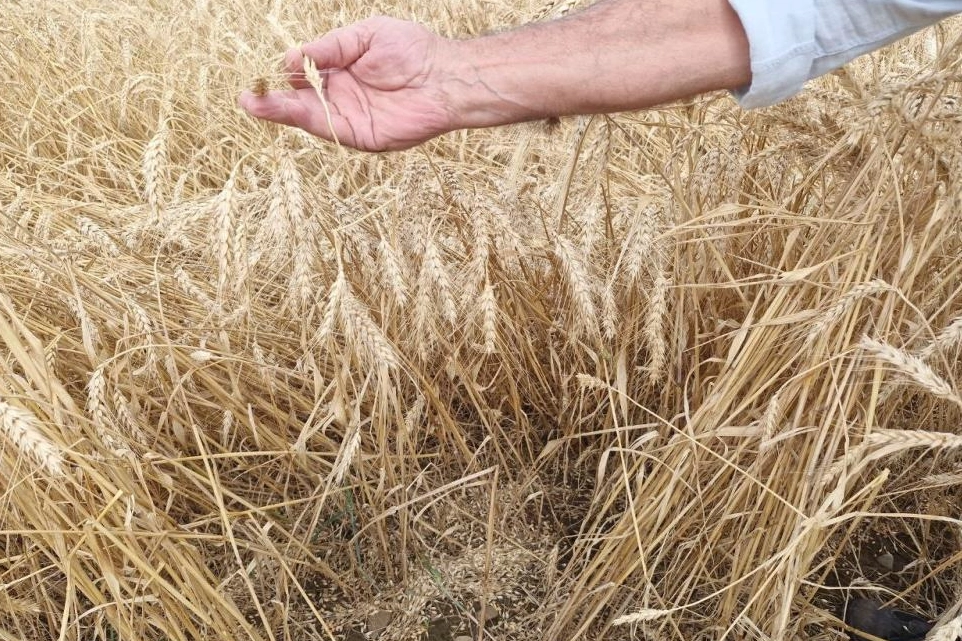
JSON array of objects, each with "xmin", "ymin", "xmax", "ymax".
[{"xmin": 726, "ymin": 0, "xmax": 962, "ymax": 108}]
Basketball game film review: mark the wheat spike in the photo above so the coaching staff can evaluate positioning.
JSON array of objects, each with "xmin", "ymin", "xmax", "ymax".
[
  {"xmin": 277, "ymin": 149, "xmax": 315, "ymax": 313},
  {"xmin": 339, "ymin": 288, "xmax": 399, "ymax": 371},
  {"xmin": 533, "ymin": 0, "xmax": 583, "ymax": 20},
  {"xmin": 142, "ymin": 117, "xmax": 169, "ymax": 222},
  {"xmin": 860, "ymin": 335, "xmax": 962, "ymax": 408},
  {"xmin": 645, "ymin": 264, "xmax": 671, "ymax": 384},
  {"xmin": 554, "ymin": 234, "xmax": 599, "ymax": 341},
  {"xmin": 478, "ymin": 279, "xmax": 498, "ymax": 354},
  {"xmin": 419, "ymin": 234, "xmax": 458, "ymax": 327},
  {"xmin": 805, "ymin": 280, "xmax": 893, "ymax": 347},
  {"xmin": 0, "ymin": 400, "xmax": 65, "ymax": 477},
  {"xmin": 330, "ymin": 413, "xmax": 362, "ymax": 486},
  {"xmin": 600, "ymin": 280, "xmax": 617, "ymax": 341},
  {"xmin": 78, "ymin": 216, "xmax": 120, "ymax": 257},
  {"xmin": 612, "ymin": 608, "xmax": 673, "ymax": 625},
  {"xmin": 313, "ymin": 269, "xmax": 345, "ymax": 347},
  {"xmin": 86, "ymin": 365, "xmax": 112, "ymax": 435},
  {"xmin": 213, "ymin": 172, "xmax": 237, "ymax": 305},
  {"xmin": 622, "ymin": 202, "xmax": 662, "ymax": 285},
  {"xmin": 919, "ymin": 313, "xmax": 962, "ymax": 360},
  {"xmin": 376, "ymin": 233, "xmax": 409, "ymax": 307},
  {"xmin": 173, "ymin": 266, "xmax": 218, "ymax": 315}
]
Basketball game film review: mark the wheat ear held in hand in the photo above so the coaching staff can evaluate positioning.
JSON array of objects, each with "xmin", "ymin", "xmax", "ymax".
[{"xmin": 301, "ymin": 54, "xmax": 340, "ymax": 147}]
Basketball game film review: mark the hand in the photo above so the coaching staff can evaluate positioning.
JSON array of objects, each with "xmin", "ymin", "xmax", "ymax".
[{"xmin": 239, "ymin": 17, "xmax": 457, "ymax": 152}]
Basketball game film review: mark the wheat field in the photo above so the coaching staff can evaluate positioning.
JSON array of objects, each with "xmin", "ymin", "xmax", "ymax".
[{"xmin": 2, "ymin": 0, "xmax": 962, "ymax": 639}]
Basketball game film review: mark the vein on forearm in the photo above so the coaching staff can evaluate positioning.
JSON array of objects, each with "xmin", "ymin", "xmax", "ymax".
[{"xmin": 447, "ymin": 0, "xmax": 751, "ymax": 128}]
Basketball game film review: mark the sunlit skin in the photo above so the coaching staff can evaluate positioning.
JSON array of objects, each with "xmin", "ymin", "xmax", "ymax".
[
  {"xmin": 239, "ymin": 0, "xmax": 752, "ymax": 152},
  {"xmin": 240, "ymin": 18, "xmax": 455, "ymax": 151}
]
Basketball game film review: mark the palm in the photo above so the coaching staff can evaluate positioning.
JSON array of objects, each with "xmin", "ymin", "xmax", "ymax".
[{"xmin": 241, "ymin": 19, "xmax": 454, "ymax": 152}]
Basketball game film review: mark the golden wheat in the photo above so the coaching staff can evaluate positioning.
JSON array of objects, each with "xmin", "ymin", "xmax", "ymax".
[{"xmin": 2, "ymin": 3, "xmax": 961, "ymax": 640}]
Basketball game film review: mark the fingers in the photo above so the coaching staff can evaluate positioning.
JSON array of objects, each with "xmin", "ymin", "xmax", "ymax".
[
  {"xmin": 282, "ymin": 21, "xmax": 373, "ymax": 89},
  {"xmin": 238, "ymin": 89, "xmax": 349, "ymax": 145},
  {"xmin": 239, "ymin": 89, "xmax": 338, "ymax": 139},
  {"xmin": 238, "ymin": 90, "xmax": 304, "ymax": 129}
]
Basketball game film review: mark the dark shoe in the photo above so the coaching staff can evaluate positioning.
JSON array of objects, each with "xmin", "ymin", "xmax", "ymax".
[{"xmin": 843, "ymin": 598, "xmax": 933, "ymax": 641}]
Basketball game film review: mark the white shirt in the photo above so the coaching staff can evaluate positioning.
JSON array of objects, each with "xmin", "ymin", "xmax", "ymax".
[{"xmin": 726, "ymin": 1, "xmax": 962, "ymax": 107}]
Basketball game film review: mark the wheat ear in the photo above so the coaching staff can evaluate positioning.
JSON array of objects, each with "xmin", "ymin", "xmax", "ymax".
[
  {"xmin": 0, "ymin": 400, "xmax": 65, "ymax": 476},
  {"xmin": 860, "ymin": 336, "xmax": 962, "ymax": 408}
]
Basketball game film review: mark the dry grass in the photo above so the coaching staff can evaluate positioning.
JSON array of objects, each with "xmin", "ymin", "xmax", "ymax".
[{"xmin": 2, "ymin": 1, "xmax": 962, "ymax": 640}]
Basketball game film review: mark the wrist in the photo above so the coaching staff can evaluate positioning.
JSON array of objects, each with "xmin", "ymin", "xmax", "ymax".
[{"xmin": 434, "ymin": 37, "xmax": 545, "ymax": 132}]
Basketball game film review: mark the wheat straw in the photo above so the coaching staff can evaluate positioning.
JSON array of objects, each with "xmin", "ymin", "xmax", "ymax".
[{"xmin": 3, "ymin": 7, "xmax": 962, "ymax": 641}]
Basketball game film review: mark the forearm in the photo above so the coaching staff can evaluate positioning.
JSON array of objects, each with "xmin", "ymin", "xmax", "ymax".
[{"xmin": 441, "ymin": 0, "xmax": 751, "ymax": 128}]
